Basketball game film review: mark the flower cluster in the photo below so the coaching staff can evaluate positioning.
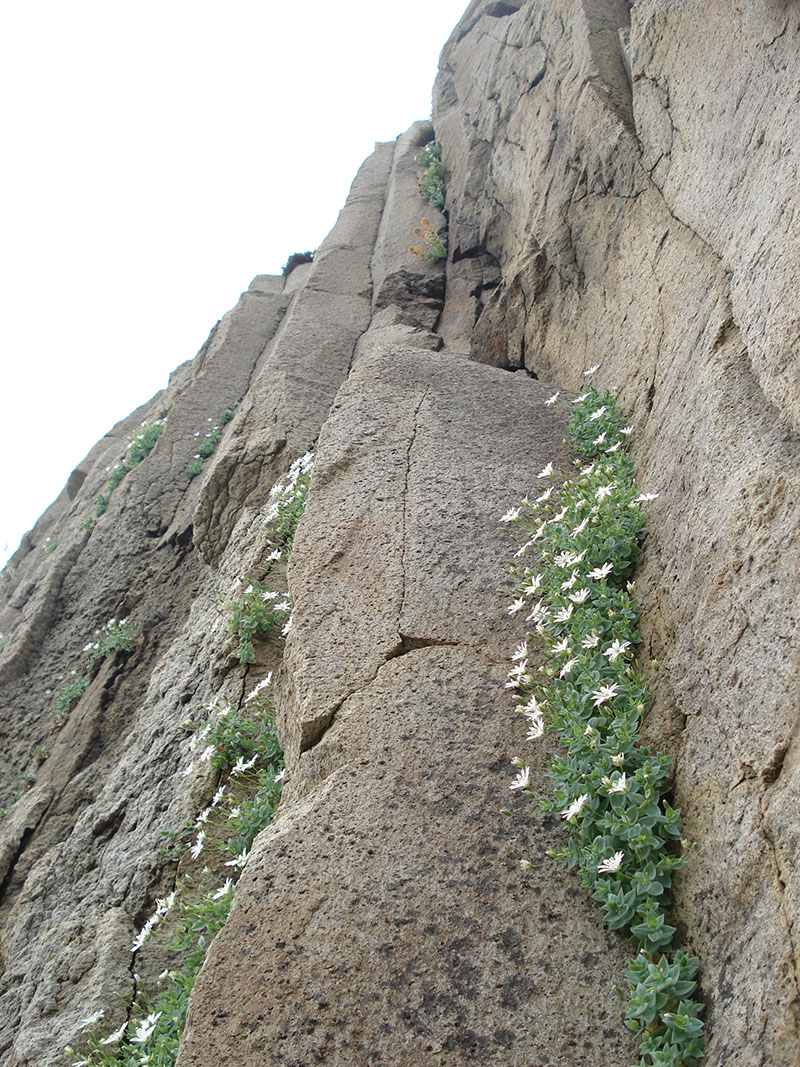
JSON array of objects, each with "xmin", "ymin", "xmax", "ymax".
[
  {"xmin": 503, "ymin": 385, "xmax": 704, "ymax": 1067},
  {"xmin": 186, "ymin": 409, "xmax": 234, "ymax": 479},
  {"xmin": 82, "ymin": 617, "xmax": 137, "ymax": 673},
  {"xmin": 95, "ymin": 419, "xmax": 166, "ymax": 517},
  {"xmin": 408, "ymin": 217, "xmax": 447, "ymax": 262}
]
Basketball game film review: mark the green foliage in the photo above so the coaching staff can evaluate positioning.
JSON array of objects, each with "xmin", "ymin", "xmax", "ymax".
[
  {"xmin": 282, "ymin": 250, "xmax": 314, "ymax": 276},
  {"xmin": 226, "ymin": 452, "xmax": 313, "ymax": 662},
  {"xmin": 43, "ymin": 535, "xmax": 58, "ymax": 556},
  {"xmin": 505, "ymin": 386, "xmax": 704, "ymax": 1067},
  {"xmin": 415, "ymin": 141, "xmax": 445, "ymax": 206},
  {"xmin": 93, "ymin": 419, "xmax": 165, "ymax": 519},
  {"xmin": 54, "ymin": 672, "xmax": 89, "ymax": 719},
  {"xmin": 204, "ymin": 702, "xmax": 280, "ymax": 772},
  {"xmin": 227, "ymin": 580, "xmax": 290, "ymax": 663},
  {"xmin": 186, "ymin": 410, "xmax": 234, "ymax": 479},
  {"xmin": 84, "ymin": 618, "xmax": 136, "ymax": 673},
  {"xmin": 70, "ymin": 686, "xmax": 284, "ymax": 1067}
]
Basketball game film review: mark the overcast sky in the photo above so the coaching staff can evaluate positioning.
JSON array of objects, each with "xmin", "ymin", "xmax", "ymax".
[{"xmin": 0, "ymin": 0, "xmax": 469, "ymax": 565}]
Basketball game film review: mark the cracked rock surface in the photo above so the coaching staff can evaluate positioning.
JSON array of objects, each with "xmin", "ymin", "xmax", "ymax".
[
  {"xmin": 0, "ymin": 1, "xmax": 798, "ymax": 1065},
  {"xmin": 178, "ymin": 336, "xmax": 638, "ymax": 1065}
]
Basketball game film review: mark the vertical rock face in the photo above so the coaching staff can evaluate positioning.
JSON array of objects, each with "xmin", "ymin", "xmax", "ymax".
[{"xmin": 0, "ymin": 2, "xmax": 798, "ymax": 1066}]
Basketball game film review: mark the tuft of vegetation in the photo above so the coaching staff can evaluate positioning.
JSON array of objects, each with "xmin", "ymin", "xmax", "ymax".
[
  {"xmin": 43, "ymin": 535, "xmax": 58, "ymax": 556},
  {"xmin": 503, "ymin": 384, "xmax": 704, "ymax": 1067},
  {"xmin": 83, "ymin": 618, "xmax": 137, "ymax": 673},
  {"xmin": 54, "ymin": 672, "xmax": 90, "ymax": 719},
  {"xmin": 415, "ymin": 141, "xmax": 445, "ymax": 206},
  {"xmin": 226, "ymin": 452, "xmax": 313, "ymax": 662},
  {"xmin": 186, "ymin": 410, "xmax": 234, "ymax": 480},
  {"xmin": 408, "ymin": 217, "xmax": 447, "ymax": 262},
  {"xmin": 283, "ymin": 251, "xmax": 314, "ymax": 277},
  {"xmin": 68, "ymin": 685, "xmax": 284, "ymax": 1067},
  {"xmin": 95, "ymin": 419, "xmax": 165, "ymax": 517}
]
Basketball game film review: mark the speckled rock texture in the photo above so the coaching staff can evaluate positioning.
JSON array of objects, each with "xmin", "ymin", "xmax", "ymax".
[
  {"xmin": 177, "ymin": 337, "xmax": 638, "ymax": 1066},
  {"xmin": 1, "ymin": 1, "xmax": 798, "ymax": 1065}
]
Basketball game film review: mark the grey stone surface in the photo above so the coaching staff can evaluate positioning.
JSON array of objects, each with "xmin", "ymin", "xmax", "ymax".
[
  {"xmin": 178, "ymin": 338, "xmax": 636, "ymax": 1066},
  {"xmin": 1, "ymin": 3, "xmax": 798, "ymax": 1064}
]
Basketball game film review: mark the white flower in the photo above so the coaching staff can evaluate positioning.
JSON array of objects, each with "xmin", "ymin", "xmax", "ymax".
[
  {"xmin": 552, "ymin": 604, "xmax": 574, "ymax": 623},
  {"xmin": 580, "ymin": 630, "xmax": 600, "ymax": 649},
  {"xmin": 510, "ymin": 766, "xmax": 531, "ymax": 791},
  {"xmin": 282, "ymin": 616, "xmax": 293, "ymax": 636},
  {"xmin": 132, "ymin": 1011, "xmax": 162, "ymax": 1044},
  {"xmin": 190, "ymin": 830, "xmax": 206, "ymax": 859},
  {"xmin": 579, "ymin": 463, "xmax": 595, "ymax": 476},
  {"xmin": 559, "ymin": 657, "xmax": 579, "ymax": 678},
  {"xmin": 572, "ymin": 391, "xmax": 590, "ymax": 404},
  {"xmin": 194, "ymin": 807, "xmax": 211, "ymax": 827},
  {"xmin": 212, "ymin": 784, "xmax": 227, "ymax": 806},
  {"xmin": 603, "ymin": 639, "xmax": 630, "ymax": 662},
  {"xmin": 548, "ymin": 507, "xmax": 568, "ymax": 525},
  {"xmin": 82, "ymin": 643, "xmax": 94, "ymax": 652},
  {"xmin": 561, "ymin": 570, "xmax": 579, "ymax": 591},
  {"xmin": 526, "ymin": 715, "xmax": 545, "ymax": 740},
  {"xmin": 589, "ymin": 405, "xmax": 607, "ymax": 422},
  {"xmin": 100, "ymin": 1022, "xmax": 128, "ymax": 1045},
  {"xmin": 568, "ymin": 588, "xmax": 590, "ymax": 604},
  {"xmin": 537, "ymin": 462, "xmax": 554, "ymax": 478},
  {"xmin": 571, "ymin": 516, "xmax": 589, "ymax": 537},
  {"xmin": 593, "ymin": 432, "xmax": 607, "ymax": 445},
  {"xmin": 561, "ymin": 794, "xmax": 589, "ymax": 821},
  {"xmin": 155, "ymin": 891, "xmax": 176, "ymax": 917},
  {"xmin": 535, "ymin": 486, "xmax": 553, "ymax": 504},
  {"xmin": 225, "ymin": 847, "xmax": 250, "ymax": 869},
  {"xmin": 266, "ymin": 548, "xmax": 282, "ymax": 562},
  {"xmin": 182, "ymin": 762, "xmax": 194, "ymax": 777},
  {"xmin": 229, "ymin": 806, "xmax": 241, "ymax": 819},
  {"xmin": 506, "ymin": 660, "xmax": 528, "ymax": 682},
  {"xmin": 212, "ymin": 878, "xmax": 234, "ymax": 900},
  {"xmin": 514, "ymin": 539, "xmax": 533, "ymax": 558},
  {"xmin": 594, "ymin": 483, "xmax": 616, "ymax": 501},
  {"xmin": 544, "ymin": 392, "xmax": 560, "ymax": 406},
  {"xmin": 531, "ymin": 522, "xmax": 547, "ymax": 542},
  {"xmin": 634, "ymin": 492, "xmax": 659, "ymax": 503},
  {"xmin": 602, "ymin": 772, "xmax": 629, "ymax": 794},
  {"xmin": 79, "ymin": 1009, "xmax": 105, "ymax": 1031},
  {"xmin": 591, "ymin": 683, "xmax": 620, "ymax": 706},
  {"xmin": 199, "ymin": 744, "xmax": 215, "ymax": 763},
  {"xmin": 526, "ymin": 599, "xmax": 549, "ymax": 624},
  {"xmin": 260, "ymin": 589, "xmax": 279, "ymax": 602},
  {"xmin": 605, "ymin": 442, "xmax": 621, "ymax": 454},
  {"xmin": 611, "ymin": 752, "xmax": 626, "ymax": 767},
  {"xmin": 520, "ymin": 694, "xmax": 541, "ymax": 717},
  {"xmin": 597, "ymin": 851, "xmax": 625, "ymax": 873},
  {"xmin": 274, "ymin": 767, "xmax": 286, "ymax": 782},
  {"xmin": 512, "ymin": 641, "xmax": 528, "ymax": 662},
  {"xmin": 587, "ymin": 562, "xmax": 614, "ymax": 580},
  {"xmin": 231, "ymin": 755, "xmax": 258, "ymax": 775},
  {"xmin": 552, "ymin": 637, "xmax": 570, "ymax": 654},
  {"xmin": 500, "ymin": 506, "xmax": 521, "ymax": 523},
  {"xmin": 508, "ymin": 596, "xmax": 526, "ymax": 616},
  {"xmin": 583, "ymin": 364, "xmax": 600, "ymax": 376},
  {"xmin": 275, "ymin": 600, "xmax": 291, "ymax": 613}
]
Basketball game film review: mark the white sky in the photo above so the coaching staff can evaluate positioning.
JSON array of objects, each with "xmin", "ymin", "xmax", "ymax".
[{"xmin": 0, "ymin": 0, "xmax": 469, "ymax": 565}]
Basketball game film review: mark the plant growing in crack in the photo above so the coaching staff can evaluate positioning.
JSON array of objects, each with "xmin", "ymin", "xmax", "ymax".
[
  {"xmin": 502, "ymin": 379, "xmax": 704, "ymax": 1067},
  {"xmin": 226, "ymin": 451, "xmax": 313, "ymax": 662},
  {"xmin": 67, "ymin": 679, "xmax": 284, "ymax": 1067},
  {"xmin": 94, "ymin": 419, "xmax": 165, "ymax": 517},
  {"xmin": 409, "ymin": 217, "xmax": 447, "ymax": 262}
]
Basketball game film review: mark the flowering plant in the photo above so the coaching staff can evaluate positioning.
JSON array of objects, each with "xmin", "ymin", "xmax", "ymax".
[{"xmin": 504, "ymin": 384, "xmax": 704, "ymax": 1067}]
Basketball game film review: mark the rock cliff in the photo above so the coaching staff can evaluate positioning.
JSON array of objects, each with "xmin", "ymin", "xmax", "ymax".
[{"xmin": 0, "ymin": 2, "xmax": 797, "ymax": 1065}]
